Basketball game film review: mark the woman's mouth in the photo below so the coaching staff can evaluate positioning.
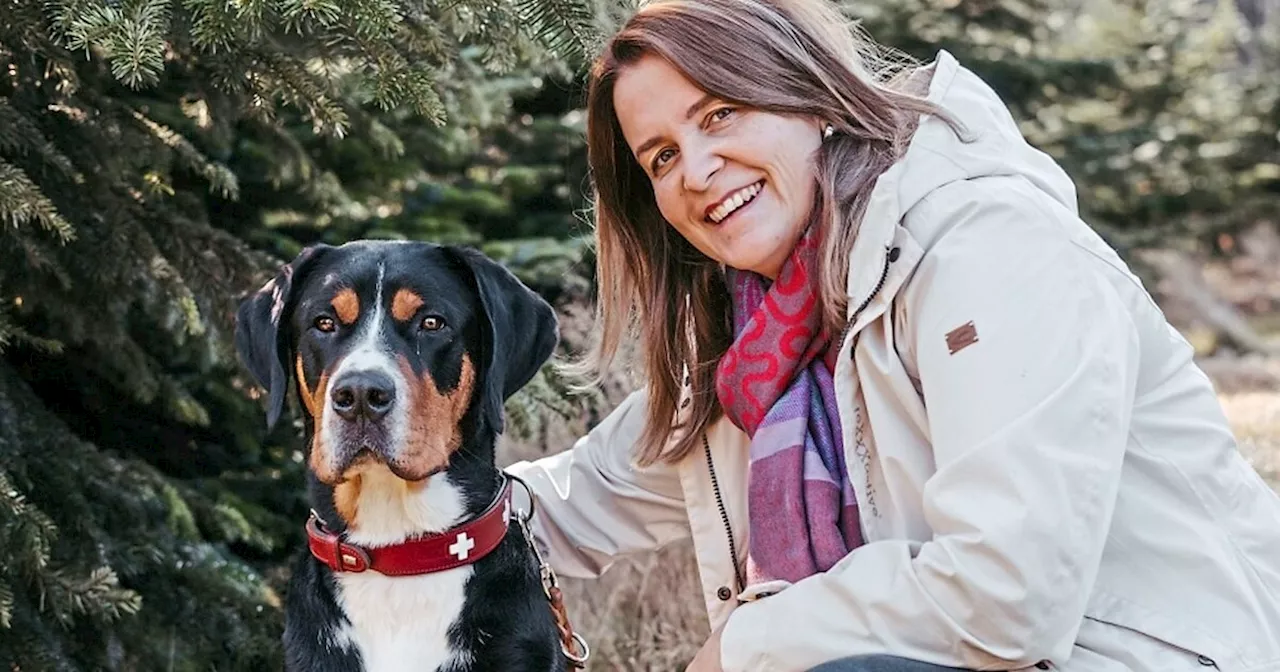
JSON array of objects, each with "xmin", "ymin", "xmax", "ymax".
[{"xmin": 707, "ymin": 180, "xmax": 764, "ymax": 224}]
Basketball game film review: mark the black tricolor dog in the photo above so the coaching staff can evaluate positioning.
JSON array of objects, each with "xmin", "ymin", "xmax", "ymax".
[{"xmin": 235, "ymin": 240, "xmax": 583, "ymax": 672}]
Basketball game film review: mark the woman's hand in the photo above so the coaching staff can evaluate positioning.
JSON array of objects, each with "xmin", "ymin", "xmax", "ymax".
[{"xmin": 685, "ymin": 623, "xmax": 725, "ymax": 672}]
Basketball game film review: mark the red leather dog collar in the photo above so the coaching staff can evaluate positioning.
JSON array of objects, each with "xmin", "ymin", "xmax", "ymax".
[{"xmin": 306, "ymin": 478, "xmax": 514, "ymax": 576}]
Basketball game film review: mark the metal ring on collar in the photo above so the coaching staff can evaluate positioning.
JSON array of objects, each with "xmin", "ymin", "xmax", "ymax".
[
  {"xmin": 504, "ymin": 470, "xmax": 537, "ymax": 522},
  {"xmin": 563, "ymin": 631, "xmax": 590, "ymax": 665}
]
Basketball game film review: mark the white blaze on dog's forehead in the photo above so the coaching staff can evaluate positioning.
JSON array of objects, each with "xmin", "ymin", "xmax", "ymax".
[
  {"xmin": 333, "ymin": 263, "xmax": 390, "ymax": 374},
  {"xmin": 320, "ymin": 262, "xmax": 410, "ymax": 470}
]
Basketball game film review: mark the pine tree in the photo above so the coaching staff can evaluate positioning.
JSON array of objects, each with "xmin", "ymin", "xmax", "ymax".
[{"xmin": 0, "ymin": 0, "xmax": 600, "ymax": 668}]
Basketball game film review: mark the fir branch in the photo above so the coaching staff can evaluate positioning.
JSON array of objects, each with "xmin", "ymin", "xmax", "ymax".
[
  {"xmin": 40, "ymin": 566, "xmax": 142, "ymax": 627},
  {"xmin": 343, "ymin": 0, "xmax": 403, "ymax": 42},
  {"xmin": 131, "ymin": 111, "xmax": 240, "ymax": 199},
  {"xmin": 513, "ymin": 0, "xmax": 599, "ymax": 65},
  {"xmin": 0, "ymin": 319, "xmax": 65, "ymax": 355},
  {"xmin": 207, "ymin": 501, "xmax": 276, "ymax": 552},
  {"xmin": 58, "ymin": 0, "xmax": 173, "ymax": 88},
  {"xmin": 111, "ymin": 0, "xmax": 173, "ymax": 88},
  {"xmin": 0, "ymin": 469, "xmax": 58, "ymax": 576},
  {"xmin": 250, "ymin": 51, "xmax": 351, "ymax": 136},
  {"xmin": 0, "ymin": 579, "xmax": 12, "ymax": 629},
  {"xmin": 0, "ymin": 160, "xmax": 76, "ymax": 242},
  {"xmin": 276, "ymin": 0, "xmax": 343, "ymax": 33},
  {"xmin": 0, "ymin": 98, "xmax": 79, "ymax": 179},
  {"xmin": 0, "ymin": 295, "xmax": 66, "ymax": 355},
  {"xmin": 183, "ymin": 0, "xmax": 248, "ymax": 53},
  {"xmin": 372, "ymin": 65, "xmax": 447, "ymax": 124}
]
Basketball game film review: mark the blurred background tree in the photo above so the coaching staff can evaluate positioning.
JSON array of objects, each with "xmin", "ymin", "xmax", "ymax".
[{"xmin": 1, "ymin": 0, "xmax": 1276, "ymax": 669}]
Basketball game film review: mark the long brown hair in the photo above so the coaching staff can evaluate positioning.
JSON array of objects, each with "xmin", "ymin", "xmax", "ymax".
[{"xmin": 569, "ymin": 0, "xmax": 957, "ymax": 467}]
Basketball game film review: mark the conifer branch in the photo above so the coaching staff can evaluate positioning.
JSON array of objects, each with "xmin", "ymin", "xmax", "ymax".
[
  {"xmin": 0, "ymin": 99, "xmax": 79, "ymax": 179},
  {"xmin": 514, "ymin": 0, "xmax": 600, "ymax": 64},
  {"xmin": 0, "ymin": 160, "xmax": 75, "ymax": 242}
]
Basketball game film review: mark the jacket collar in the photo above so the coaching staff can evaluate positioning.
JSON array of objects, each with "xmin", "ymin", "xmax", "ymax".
[
  {"xmin": 842, "ymin": 51, "xmax": 963, "ymax": 331},
  {"xmin": 306, "ymin": 478, "xmax": 513, "ymax": 576}
]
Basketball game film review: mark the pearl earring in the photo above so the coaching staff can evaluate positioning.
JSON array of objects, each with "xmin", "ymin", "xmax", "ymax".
[{"xmin": 823, "ymin": 124, "xmax": 835, "ymax": 139}]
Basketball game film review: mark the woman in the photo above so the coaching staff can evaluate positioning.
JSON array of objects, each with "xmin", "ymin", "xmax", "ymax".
[{"xmin": 507, "ymin": 0, "xmax": 1280, "ymax": 670}]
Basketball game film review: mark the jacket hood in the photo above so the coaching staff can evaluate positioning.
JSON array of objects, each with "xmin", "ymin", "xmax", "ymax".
[
  {"xmin": 839, "ymin": 49, "xmax": 1084, "ymax": 332},
  {"xmin": 893, "ymin": 50, "xmax": 1080, "ymax": 221}
]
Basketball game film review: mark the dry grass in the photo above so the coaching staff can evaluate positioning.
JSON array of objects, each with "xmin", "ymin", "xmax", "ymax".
[{"xmin": 1219, "ymin": 388, "xmax": 1280, "ymax": 488}]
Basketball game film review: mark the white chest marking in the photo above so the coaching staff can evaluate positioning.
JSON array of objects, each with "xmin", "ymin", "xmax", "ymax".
[
  {"xmin": 336, "ymin": 567, "xmax": 473, "ymax": 672},
  {"xmin": 333, "ymin": 470, "xmax": 474, "ymax": 672}
]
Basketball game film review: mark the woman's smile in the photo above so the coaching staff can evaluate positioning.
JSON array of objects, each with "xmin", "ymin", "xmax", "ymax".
[{"xmin": 706, "ymin": 180, "xmax": 765, "ymax": 225}]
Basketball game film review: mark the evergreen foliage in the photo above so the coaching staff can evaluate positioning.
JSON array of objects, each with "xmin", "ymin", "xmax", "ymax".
[
  {"xmin": 845, "ymin": 0, "xmax": 1279, "ymax": 252},
  {"xmin": 0, "ymin": 0, "xmax": 600, "ymax": 668}
]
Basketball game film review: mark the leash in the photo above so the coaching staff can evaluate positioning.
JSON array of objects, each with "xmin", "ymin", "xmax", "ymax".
[{"xmin": 507, "ymin": 472, "xmax": 591, "ymax": 670}]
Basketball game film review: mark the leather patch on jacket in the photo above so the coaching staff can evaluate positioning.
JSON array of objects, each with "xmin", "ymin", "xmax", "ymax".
[{"xmin": 945, "ymin": 321, "xmax": 979, "ymax": 355}]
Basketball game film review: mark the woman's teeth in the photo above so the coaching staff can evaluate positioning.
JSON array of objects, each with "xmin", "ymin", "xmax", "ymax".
[{"xmin": 709, "ymin": 182, "xmax": 763, "ymax": 223}]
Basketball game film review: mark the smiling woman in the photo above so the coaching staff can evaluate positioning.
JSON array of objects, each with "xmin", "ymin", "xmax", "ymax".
[{"xmin": 508, "ymin": 0, "xmax": 1280, "ymax": 671}]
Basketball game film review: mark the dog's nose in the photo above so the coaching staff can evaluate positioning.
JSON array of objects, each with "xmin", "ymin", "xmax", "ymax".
[{"xmin": 330, "ymin": 370, "xmax": 396, "ymax": 422}]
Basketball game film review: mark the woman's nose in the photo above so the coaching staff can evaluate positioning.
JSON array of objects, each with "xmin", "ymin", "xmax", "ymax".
[{"xmin": 681, "ymin": 142, "xmax": 723, "ymax": 193}]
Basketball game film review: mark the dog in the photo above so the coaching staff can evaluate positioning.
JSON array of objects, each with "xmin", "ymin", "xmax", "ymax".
[{"xmin": 234, "ymin": 240, "xmax": 585, "ymax": 672}]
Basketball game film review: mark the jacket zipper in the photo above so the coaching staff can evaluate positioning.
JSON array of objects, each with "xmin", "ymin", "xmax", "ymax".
[
  {"xmin": 704, "ymin": 245, "xmax": 898, "ymax": 598},
  {"xmin": 703, "ymin": 432, "xmax": 745, "ymax": 593}
]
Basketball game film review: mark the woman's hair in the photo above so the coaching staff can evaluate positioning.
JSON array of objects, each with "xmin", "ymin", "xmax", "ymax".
[{"xmin": 570, "ymin": 0, "xmax": 957, "ymax": 467}]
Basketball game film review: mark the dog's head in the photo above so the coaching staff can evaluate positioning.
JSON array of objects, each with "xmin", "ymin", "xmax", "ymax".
[{"xmin": 234, "ymin": 240, "xmax": 558, "ymax": 485}]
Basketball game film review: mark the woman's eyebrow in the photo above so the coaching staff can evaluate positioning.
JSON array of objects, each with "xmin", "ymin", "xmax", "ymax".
[{"xmin": 633, "ymin": 93, "xmax": 718, "ymax": 158}]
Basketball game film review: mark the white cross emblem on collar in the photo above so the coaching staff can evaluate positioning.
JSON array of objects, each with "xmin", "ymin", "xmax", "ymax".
[{"xmin": 449, "ymin": 532, "xmax": 476, "ymax": 561}]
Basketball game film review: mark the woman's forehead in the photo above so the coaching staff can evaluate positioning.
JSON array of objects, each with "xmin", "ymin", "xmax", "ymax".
[{"xmin": 612, "ymin": 55, "xmax": 716, "ymax": 153}]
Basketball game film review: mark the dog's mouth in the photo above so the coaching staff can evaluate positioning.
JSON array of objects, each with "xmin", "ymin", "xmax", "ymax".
[{"xmin": 330, "ymin": 442, "xmax": 446, "ymax": 484}]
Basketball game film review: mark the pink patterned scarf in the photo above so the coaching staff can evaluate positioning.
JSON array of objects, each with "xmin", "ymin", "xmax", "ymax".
[{"xmin": 714, "ymin": 226, "xmax": 863, "ymax": 585}]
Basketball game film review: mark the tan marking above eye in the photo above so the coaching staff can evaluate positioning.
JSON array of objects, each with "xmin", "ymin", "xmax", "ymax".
[
  {"xmin": 331, "ymin": 288, "xmax": 359, "ymax": 325},
  {"xmin": 392, "ymin": 288, "xmax": 424, "ymax": 322}
]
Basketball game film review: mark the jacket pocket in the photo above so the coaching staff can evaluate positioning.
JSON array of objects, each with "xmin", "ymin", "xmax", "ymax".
[{"xmin": 1078, "ymin": 593, "xmax": 1238, "ymax": 671}]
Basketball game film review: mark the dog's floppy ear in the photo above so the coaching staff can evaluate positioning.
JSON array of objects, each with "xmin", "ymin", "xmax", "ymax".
[
  {"xmin": 234, "ymin": 244, "xmax": 331, "ymax": 429},
  {"xmin": 449, "ymin": 246, "xmax": 559, "ymax": 434}
]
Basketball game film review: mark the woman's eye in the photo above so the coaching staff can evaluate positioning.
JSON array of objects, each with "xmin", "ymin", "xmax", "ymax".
[
  {"xmin": 710, "ymin": 107, "xmax": 734, "ymax": 122},
  {"xmin": 421, "ymin": 315, "xmax": 445, "ymax": 331},
  {"xmin": 652, "ymin": 148, "xmax": 677, "ymax": 171},
  {"xmin": 314, "ymin": 316, "xmax": 336, "ymax": 333}
]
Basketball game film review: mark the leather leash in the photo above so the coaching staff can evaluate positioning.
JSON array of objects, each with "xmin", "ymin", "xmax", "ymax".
[{"xmin": 508, "ymin": 472, "xmax": 591, "ymax": 669}]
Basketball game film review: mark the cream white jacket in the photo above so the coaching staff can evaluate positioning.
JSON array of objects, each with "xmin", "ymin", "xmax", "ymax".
[{"xmin": 508, "ymin": 51, "xmax": 1280, "ymax": 672}]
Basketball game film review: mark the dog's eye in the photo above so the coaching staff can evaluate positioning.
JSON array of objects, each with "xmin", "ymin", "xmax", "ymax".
[
  {"xmin": 420, "ymin": 315, "xmax": 445, "ymax": 331},
  {"xmin": 314, "ymin": 316, "xmax": 336, "ymax": 333}
]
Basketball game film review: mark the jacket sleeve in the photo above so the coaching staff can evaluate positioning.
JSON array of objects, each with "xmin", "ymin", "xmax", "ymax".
[
  {"xmin": 720, "ymin": 179, "xmax": 1141, "ymax": 671},
  {"xmin": 505, "ymin": 388, "xmax": 691, "ymax": 579}
]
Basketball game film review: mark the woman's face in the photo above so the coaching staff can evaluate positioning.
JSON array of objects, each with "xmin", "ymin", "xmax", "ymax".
[{"xmin": 612, "ymin": 54, "xmax": 824, "ymax": 279}]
